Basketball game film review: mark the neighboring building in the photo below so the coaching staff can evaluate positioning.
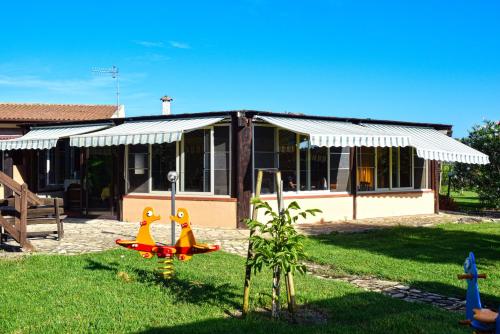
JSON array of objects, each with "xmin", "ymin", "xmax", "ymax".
[
  {"xmin": 0, "ymin": 103, "xmax": 124, "ymax": 199},
  {"xmin": 0, "ymin": 105, "xmax": 489, "ymax": 228}
]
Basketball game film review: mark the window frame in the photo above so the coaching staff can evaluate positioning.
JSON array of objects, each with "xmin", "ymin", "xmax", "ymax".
[
  {"xmin": 124, "ymin": 124, "xmax": 231, "ymax": 197},
  {"xmin": 358, "ymin": 146, "xmax": 429, "ymax": 194},
  {"xmin": 252, "ymin": 125, "xmax": 350, "ymax": 195}
]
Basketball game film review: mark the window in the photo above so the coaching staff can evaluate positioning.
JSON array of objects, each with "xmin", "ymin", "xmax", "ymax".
[
  {"xmin": 254, "ymin": 126, "xmax": 276, "ymax": 194},
  {"xmin": 399, "ymin": 147, "xmax": 412, "ymax": 187},
  {"xmin": 181, "ymin": 129, "xmax": 211, "ymax": 193},
  {"xmin": 414, "ymin": 150, "xmax": 427, "ymax": 189},
  {"xmin": 299, "ymin": 136, "xmax": 328, "ymax": 191},
  {"xmin": 278, "ymin": 130, "xmax": 297, "ymax": 192},
  {"xmin": 38, "ymin": 142, "xmax": 67, "ymax": 189},
  {"xmin": 253, "ymin": 127, "xmax": 351, "ymax": 194},
  {"xmin": 152, "ymin": 142, "xmax": 176, "ymax": 191},
  {"xmin": 357, "ymin": 147, "xmax": 375, "ymax": 191},
  {"xmin": 0, "ymin": 151, "xmax": 4, "ymax": 172},
  {"xmin": 127, "ymin": 144, "xmax": 149, "ymax": 193},
  {"xmin": 358, "ymin": 146, "xmax": 425, "ymax": 191},
  {"xmin": 214, "ymin": 126, "xmax": 230, "ymax": 195},
  {"xmin": 330, "ymin": 147, "xmax": 350, "ymax": 192},
  {"xmin": 377, "ymin": 147, "xmax": 390, "ymax": 189}
]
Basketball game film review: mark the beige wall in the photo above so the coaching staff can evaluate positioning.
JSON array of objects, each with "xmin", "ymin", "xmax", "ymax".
[
  {"xmin": 356, "ymin": 191, "xmax": 435, "ymax": 219},
  {"xmin": 122, "ymin": 191, "xmax": 435, "ymax": 228},
  {"xmin": 122, "ymin": 195, "xmax": 238, "ymax": 228},
  {"xmin": 257, "ymin": 194, "xmax": 354, "ymax": 224}
]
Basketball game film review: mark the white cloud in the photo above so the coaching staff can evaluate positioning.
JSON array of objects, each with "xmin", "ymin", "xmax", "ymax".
[
  {"xmin": 133, "ymin": 40, "xmax": 165, "ymax": 48},
  {"xmin": 0, "ymin": 74, "xmax": 113, "ymax": 94},
  {"xmin": 169, "ymin": 41, "xmax": 191, "ymax": 49}
]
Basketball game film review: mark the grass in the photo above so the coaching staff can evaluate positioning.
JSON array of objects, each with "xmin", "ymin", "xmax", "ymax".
[
  {"xmin": 440, "ymin": 186, "xmax": 483, "ymax": 211},
  {"xmin": 304, "ymin": 222, "xmax": 500, "ymax": 307},
  {"xmin": 0, "ymin": 249, "xmax": 468, "ymax": 334}
]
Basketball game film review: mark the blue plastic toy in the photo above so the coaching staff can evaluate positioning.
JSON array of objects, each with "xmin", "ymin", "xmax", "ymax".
[{"xmin": 459, "ymin": 252, "xmax": 498, "ymax": 333}]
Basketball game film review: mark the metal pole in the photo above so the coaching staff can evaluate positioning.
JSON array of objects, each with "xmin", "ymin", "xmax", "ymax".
[{"xmin": 171, "ymin": 180, "xmax": 176, "ymax": 246}]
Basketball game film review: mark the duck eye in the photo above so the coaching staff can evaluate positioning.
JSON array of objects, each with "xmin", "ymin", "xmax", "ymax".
[
  {"xmin": 177, "ymin": 211, "xmax": 184, "ymax": 218},
  {"xmin": 147, "ymin": 210, "xmax": 153, "ymax": 217}
]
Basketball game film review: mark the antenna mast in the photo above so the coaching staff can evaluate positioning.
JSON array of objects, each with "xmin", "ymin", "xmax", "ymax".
[{"xmin": 92, "ymin": 65, "xmax": 120, "ymax": 107}]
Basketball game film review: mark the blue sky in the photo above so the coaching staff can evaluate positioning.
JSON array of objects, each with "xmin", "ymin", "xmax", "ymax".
[{"xmin": 0, "ymin": 1, "xmax": 498, "ymax": 137}]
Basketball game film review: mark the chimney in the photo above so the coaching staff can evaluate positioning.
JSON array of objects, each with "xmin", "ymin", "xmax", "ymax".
[{"xmin": 160, "ymin": 96, "xmax": 173, "ymax": 115}]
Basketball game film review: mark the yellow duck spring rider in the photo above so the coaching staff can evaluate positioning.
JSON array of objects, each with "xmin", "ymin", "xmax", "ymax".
[{"xmin": 116, "ymin": 207, "xmax": 220, "ymax": 277}]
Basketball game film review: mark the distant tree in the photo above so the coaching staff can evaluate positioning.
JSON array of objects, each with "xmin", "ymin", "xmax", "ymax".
[{"xmin": 458, "ymin": 120, "xmax": 500, "ymax": 209}]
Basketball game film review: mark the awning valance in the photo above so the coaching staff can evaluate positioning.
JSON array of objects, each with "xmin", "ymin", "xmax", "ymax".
[
  {"xmin": 69, "ymin": 116, "xmax": 225, "ymax": 147},
  {"xmin": 257, "ymin": 116, "xmax": 411, "ymax": 147},
  {"xmin": 362, "ymin": 124, "xmax": 490, "ymax": 164},
  {"xmin": 0, "ymin": 124, "xmax": 111, "ymax": 150}
]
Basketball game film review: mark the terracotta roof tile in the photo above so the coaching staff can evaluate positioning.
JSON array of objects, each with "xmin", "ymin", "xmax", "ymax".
[{"xmin": 0, "ymin": 103, "xmax": 118, "ymax": 122}]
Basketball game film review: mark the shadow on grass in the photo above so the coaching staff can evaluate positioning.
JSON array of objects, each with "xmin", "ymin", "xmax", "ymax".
[
  {"xmin": 135, "ymin": 290, "xmax": 467, "ymax": 334},
  {"xmin": 84, "ymin": 258, "xmax": 240, "ymax": 309},
  {"xmin": 310, "ymin": 225, "xmax": 500, "ymax": 265}
]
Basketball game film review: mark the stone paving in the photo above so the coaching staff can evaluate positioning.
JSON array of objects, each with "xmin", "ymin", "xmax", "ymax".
[{"xmin": 1, "ymin": 212, "xmax": 495, "ymax": 312}]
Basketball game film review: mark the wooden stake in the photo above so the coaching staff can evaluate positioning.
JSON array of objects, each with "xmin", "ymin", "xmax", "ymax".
[{"xmin": 242, "ymin": 170, "xmax": 263, "ymax": 316}]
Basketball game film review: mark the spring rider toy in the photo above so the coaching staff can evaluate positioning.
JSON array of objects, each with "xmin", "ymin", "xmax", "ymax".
[
  {"xmin": 115, "ymin": 207, "xmax": 220, "ymax": 278},
  {"xmin": 458, "ymin": 252, "xmax": 499, "ymax": 334}
]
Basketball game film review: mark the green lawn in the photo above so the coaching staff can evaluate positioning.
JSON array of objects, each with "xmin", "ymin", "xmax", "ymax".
[
  {"xmin": 304, "ymin": 222, "xmax": 500, "ymax": 307},
  {"xmin": 440, "ymin": 186, "xmax": 483, "ymax": 211},
  {"xmin": 0, "ymin": 249, "xmax": 467, "ymax": 334}
]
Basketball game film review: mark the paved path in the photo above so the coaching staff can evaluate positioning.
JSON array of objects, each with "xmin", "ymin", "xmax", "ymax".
[{"xmin": 2, "ymin": 212, "xmax": 494, "ymax": 312}]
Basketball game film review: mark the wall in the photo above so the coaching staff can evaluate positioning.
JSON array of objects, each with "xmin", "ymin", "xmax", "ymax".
[
  {"xmin": 356, "ymin": 190, "xmax": 435, "ymax": 219},
  {"xmin": 122, "ymin": 195, "xmax": 238, "ymax": 228},
  {"xmin": 257, "ymin": 194, "xmax": 354, "ymax": 224}
]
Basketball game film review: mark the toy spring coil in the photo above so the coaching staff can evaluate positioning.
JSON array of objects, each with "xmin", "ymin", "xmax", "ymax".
[{"xmin": 157, "ymin": 256, "xmax": 174, "ymax": 279}]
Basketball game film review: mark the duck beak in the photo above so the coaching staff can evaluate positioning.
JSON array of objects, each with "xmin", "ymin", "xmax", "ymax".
[{"xmin": 152, "ymin": 214, "xmax": 161, "ymax": 222}]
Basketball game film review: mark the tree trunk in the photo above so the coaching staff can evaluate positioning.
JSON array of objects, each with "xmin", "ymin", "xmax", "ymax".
[{"xmin": 271, "ymin": 265, "xmax": 281, "ymax": 319}]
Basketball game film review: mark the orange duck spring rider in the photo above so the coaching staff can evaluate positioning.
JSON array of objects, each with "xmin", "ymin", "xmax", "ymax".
[{"xmin": 116, "ymin": 207, "xmax": 220, "ymax": 278}]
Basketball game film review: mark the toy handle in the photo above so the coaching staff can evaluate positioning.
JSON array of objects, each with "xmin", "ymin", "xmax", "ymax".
[{"xmin": 457, "ymin": 273, "xmax": 487, "ymax": 280}]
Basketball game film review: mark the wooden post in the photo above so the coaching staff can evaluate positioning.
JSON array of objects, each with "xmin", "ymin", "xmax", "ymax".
[
  {"xmin": 55, "ymin": 198, "xmax": 63, "ymax": 240},
  {"xmin": 3, "ymin": 152, "xmax": 13, "ymax": 198},
  {"xmin": 19, "ymin": 184, "xmax": 28, "ymax": 249},
  {"xmin": 350, "ymin": 147, "xmax": 358, "ymax": 220},
  {"xmin": 431, "ymin": 160, "xmax": 440, "ymax": 214},
  {"xmin": 233, "ymin": 113, "xmax": 253, "ymax": 228},
  {"xmin": 242, "ymin": 170, "xmax": 263, "ymax": 316}
]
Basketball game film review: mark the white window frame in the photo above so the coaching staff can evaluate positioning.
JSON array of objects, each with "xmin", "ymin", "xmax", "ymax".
[{"xmin": 124, "ymin": 124, "xmax": 232, "ymax": 197}]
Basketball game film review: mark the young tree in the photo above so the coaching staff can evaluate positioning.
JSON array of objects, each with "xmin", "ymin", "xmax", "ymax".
[
  {"xmin": 460, "ymin": 120, "xmax": 500, "ymax": 209},
  {"xmin": 245, "ymin": 199, "xmax": 320, "ymax": 319}
]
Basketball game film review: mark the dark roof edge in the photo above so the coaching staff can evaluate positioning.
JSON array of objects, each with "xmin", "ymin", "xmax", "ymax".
[
  {"xmin": 244, "ymin": 110, "xmax": 453, "ymax": 131},
  {"xmin": 18, "ymin": 110, "xmax": 453, "ymax": 131}
]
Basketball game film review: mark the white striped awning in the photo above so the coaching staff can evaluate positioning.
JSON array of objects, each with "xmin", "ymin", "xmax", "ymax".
[
  {"xmin": 70, "ymin": 116, "xmax": 225, "ymax": 147},
  {"xmin": 0, "ymin": 124, "xmax": 111, "ymax": 150},
  {"xmin": 257, "ymin": 115, "xmax": 411, "ymax": 147},
  {"xmin": 363, "ymin": 124, "xmax": 490, "ymax": 164}
]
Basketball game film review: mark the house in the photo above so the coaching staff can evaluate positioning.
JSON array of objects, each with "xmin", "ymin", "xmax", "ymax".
[
  {"xmin": 0, "ymin": 102, "xmax": 124, "ymax": 199},
  {"xmin": 0, "ymin": 100, "xmax": 489, "ymax": 228}
]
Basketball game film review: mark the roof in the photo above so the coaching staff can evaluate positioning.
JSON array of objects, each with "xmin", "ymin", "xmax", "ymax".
[
  {"xmin": 25, "ymin": 110, "xmax": 453, "ymax": 132},
  {"xmin": 0, "ymin": 103, "xmax": 118, "ymax": 122}
]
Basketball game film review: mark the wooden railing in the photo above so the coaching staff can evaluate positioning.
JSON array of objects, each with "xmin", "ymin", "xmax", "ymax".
[{"xmin": 0, "ymin": 171, "xmax": 43, "ymax": 250}]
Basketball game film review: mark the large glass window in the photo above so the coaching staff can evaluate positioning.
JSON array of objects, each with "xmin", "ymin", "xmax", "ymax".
[
  {"xmin": 399, "ymin": 147, "xmax": 412, "ymax": 187},
  {"xmin": 357, "ymin": 147, "xmax": 375, "ymax": 191},
  {"xmin": 377, "ymin": 147, "xmax": 390, "ymax": 189},
  {"xmin": 38, "ymin": 142, "xmax": 68, "ymax": 189},
  {"xmin": 278, "ymin": 130, "xmax": 297, "ymax": 192},
  {"xmin": 128, "ymin": 144, "xmax": 149, "ymax": 193},
  {"xmin": 181, "ymin": 129, "xmax": 211, "ymax": 192},
  {"xmin": 309, "ymin": 146, "xmax": 328, "ymax": 190},
  {"xmin": 330, "ymin": 147, "xmax": 350, "ymax": 192},
  {"xmin": 254, "ymin": 126, "xmax": 276, "ymax": 194},
  {"xmin": 152, "ymin": 142, "xmax": 176, "ymax": 191},
  {"xmin": 214, "ymin": 126, "xmax": 230, "ymax": 195},
  {"xmin": 414, "ymin": 150, "xmax": 427, "ymax": 189}
]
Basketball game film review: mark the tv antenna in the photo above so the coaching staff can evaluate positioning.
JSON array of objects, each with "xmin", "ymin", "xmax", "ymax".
[{"xmin": 92, "ymin": 65, "xmax": 120, "ymax": 107}]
